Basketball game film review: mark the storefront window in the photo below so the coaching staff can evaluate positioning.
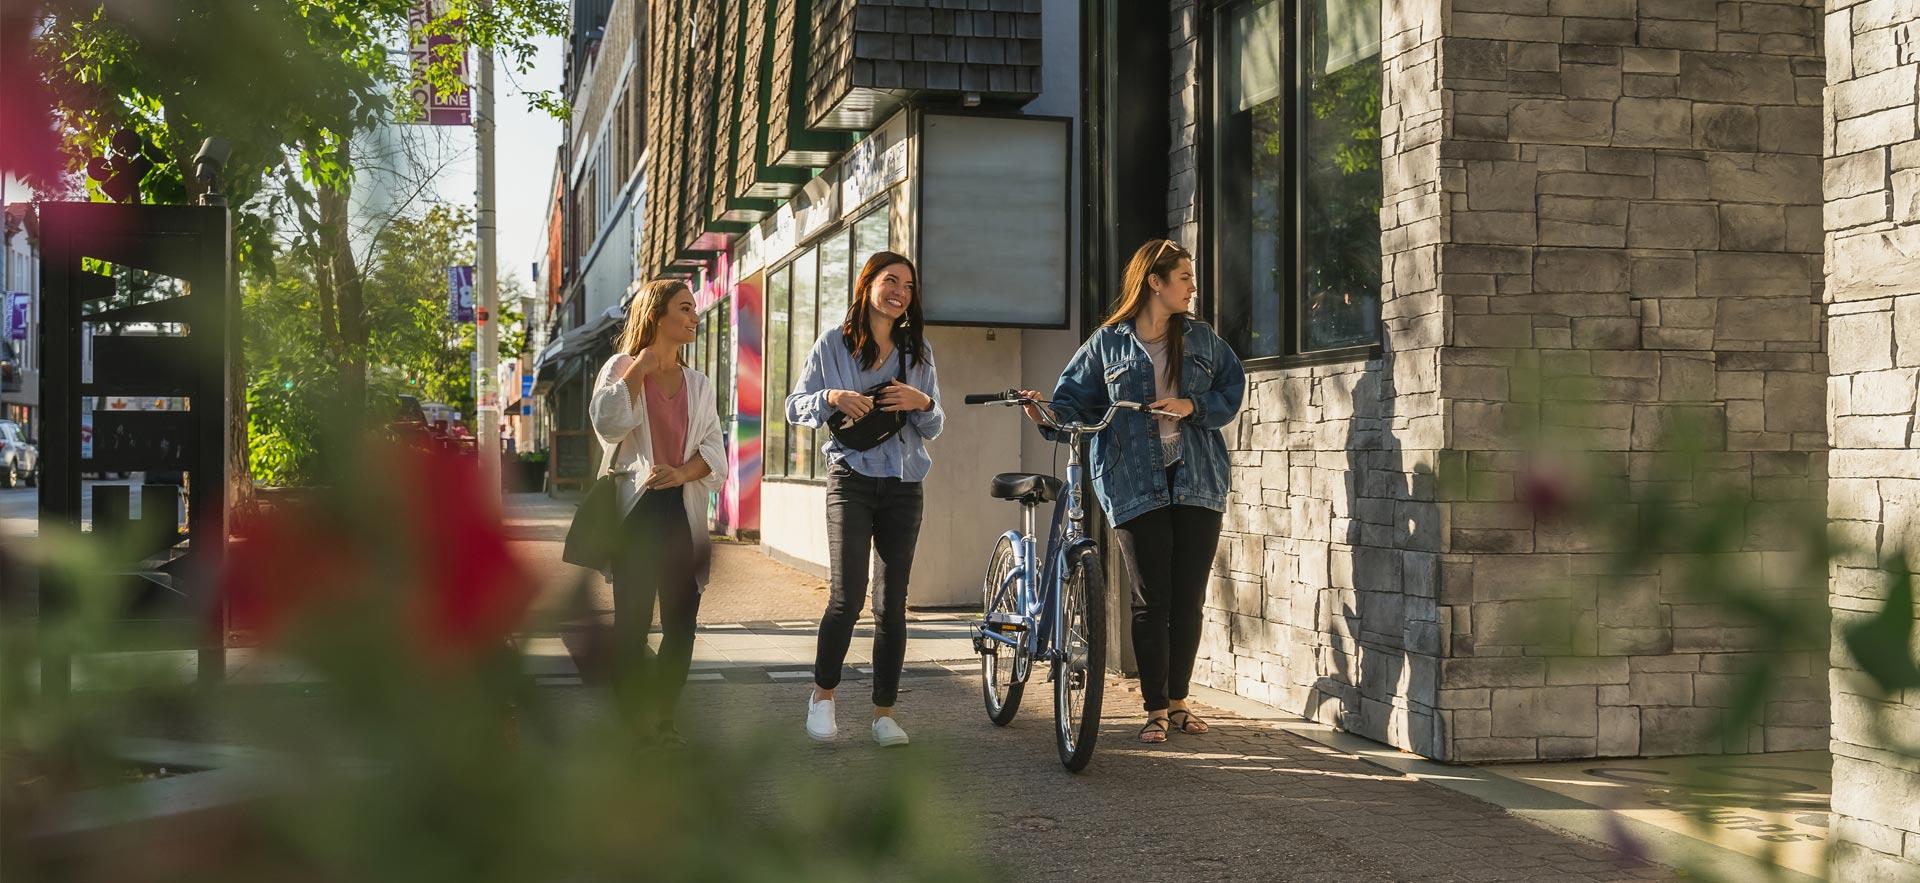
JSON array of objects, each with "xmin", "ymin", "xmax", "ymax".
[
  {"xmin": 852, "ymin": 208, "xmax": 890, "ymax": 270},
  {"xmin": 765, "ymin": 266, "xmax": 790, "ymax": 478},
  {"xmin": 816, "ymin": 229, "xmax": 850, "ymax": 477},
  {"xmin": 788, "ymin": 248, "xmax": 818, "ymax": 480},
  {"xmin": 1213, "ymin": 0, "xmax": 1382, "ymax": 360},
  {"xmin": 760, "ymin": 203, "xmax": 894, "ymax": 484},
  {"xmin": 714, "ymin": 298, "xmax": 732, "ymax": 424}
]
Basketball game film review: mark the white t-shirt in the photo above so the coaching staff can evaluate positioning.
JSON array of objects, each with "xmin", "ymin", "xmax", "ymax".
[{"xmin": 1140, "ymin": 333, "xmax": 1183, "ymax": 461}]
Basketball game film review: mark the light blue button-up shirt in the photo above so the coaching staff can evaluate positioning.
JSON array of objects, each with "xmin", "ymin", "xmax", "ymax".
[{"xmin": 785, "ymin": 328, "xmax": 945, "ymax": 482}]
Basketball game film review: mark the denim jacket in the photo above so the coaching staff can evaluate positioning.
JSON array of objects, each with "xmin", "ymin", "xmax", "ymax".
[{"xmin": 1047, "ymin": 319, "xmax": 1246, "ymax": 527}]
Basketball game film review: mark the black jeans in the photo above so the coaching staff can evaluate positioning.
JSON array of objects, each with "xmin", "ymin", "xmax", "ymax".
[
  {"xmin": 814, "ymin": 462, "xmax": 924, "ymax": 707},
  {"xmin": 609, "ymin": 487, "xmax": 702, "ymax": 726},
  {"xmin": 1115, "ymin": 481, "xmax": 1224, "ymax": 713}
]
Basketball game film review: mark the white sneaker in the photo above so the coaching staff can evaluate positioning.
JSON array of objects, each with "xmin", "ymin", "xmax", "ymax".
[
  {"xmin": 805, "ymin": 693, "xmax": 837, "ymax": 742},
  {"xmin": 872, "ymin": 715, "xmax": 910, "ymax": 747}
]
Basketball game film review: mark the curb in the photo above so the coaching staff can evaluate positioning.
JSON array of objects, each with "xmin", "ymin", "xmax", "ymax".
[{"xmin": 1187, "ymin": 684, "xmax": 1825, "ymax": 883}]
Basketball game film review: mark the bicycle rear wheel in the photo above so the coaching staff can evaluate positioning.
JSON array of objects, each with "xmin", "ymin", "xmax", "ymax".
[
  {"xmin": 1054, "ymin": 547, "xmax": 1106, "ymax": 771},
  {"xmin": 981, "ymin": 534, "xmax": 1025, "ymax": 726}
]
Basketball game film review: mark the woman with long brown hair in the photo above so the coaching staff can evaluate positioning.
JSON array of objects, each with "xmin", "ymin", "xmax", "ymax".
[
  {"xmin": 786, "ymin": 251, "xmax": 943, "ymax": 748},
  {"xmin": 1018, "ymin": 239, "xmax": 1246, "ymax": 743},
  {"xmin": 587, "ymin": 278, "xmax": 727, "ymax": 746}
]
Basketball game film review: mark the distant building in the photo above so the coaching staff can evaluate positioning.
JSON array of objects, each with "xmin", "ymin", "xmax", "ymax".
[
  {"xmin": 532, "ymin": 0, "xmax": 645, "ymax": 493},
  {"xmin": 2, "ymin": 198, "xmax": 39, "ymax": 439}
]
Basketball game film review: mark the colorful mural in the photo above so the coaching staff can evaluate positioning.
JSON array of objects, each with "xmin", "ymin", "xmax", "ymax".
[
  {"xmin": 693, "ymin": 255, "xmax": 762, "ymax": 535},
  {"xmin": 730, "ymin": 273, "xmax": 763, "ymax": 534}
]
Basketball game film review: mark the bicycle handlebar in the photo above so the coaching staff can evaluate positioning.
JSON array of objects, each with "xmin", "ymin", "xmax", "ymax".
[{"xmin": 960, "ymin": 388, "xmax": 1175, "ymax": 434}]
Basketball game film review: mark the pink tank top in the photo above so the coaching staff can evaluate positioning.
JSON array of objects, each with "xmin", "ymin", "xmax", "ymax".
[{"xmin": 643, "ymin": 372, "xmax": 689, "ymax": 468}]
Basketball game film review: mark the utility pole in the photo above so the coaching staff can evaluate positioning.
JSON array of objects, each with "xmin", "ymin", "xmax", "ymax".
[{"xmin": 475, "ymin": 23, "xmax": 500, "ymax": 493}]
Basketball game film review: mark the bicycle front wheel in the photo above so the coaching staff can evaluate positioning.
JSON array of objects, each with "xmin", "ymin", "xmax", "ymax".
[
  {"xmin": 1054, "ymin": 547, "xmax": 1106, "ymax": 772},
  {"xmin": 981, "ymin": 534, "xmax": 1025, "ymax": 726}
]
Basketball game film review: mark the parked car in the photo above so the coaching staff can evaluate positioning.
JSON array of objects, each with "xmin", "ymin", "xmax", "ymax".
[
  {"xmin": 0, "ymin": 419, "xmax": 37, "ymax": 488},
  {"xmin": 0, "ymin": 338, "xmax": 19, "ymax": 394}
]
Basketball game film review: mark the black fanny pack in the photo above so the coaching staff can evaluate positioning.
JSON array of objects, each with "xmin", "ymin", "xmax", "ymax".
[{"xmin": 826, "ymin": 354, "xmax": 910, "ymax": 452}]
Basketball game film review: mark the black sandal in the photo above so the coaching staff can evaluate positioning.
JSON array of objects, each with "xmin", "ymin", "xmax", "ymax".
[
  {"xmin": 1168, "ymin": 709, "xmax": 1209, "ymax": 735},
  {"xmin": 1139, "ymin": 716, "xmax": 1170, "ymax": 744}
]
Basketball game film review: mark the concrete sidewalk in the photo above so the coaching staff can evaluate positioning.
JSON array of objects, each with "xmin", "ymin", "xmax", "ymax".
[{"xmin": 505, "ymin": 491, "xmax": 979, "ymax": 672}]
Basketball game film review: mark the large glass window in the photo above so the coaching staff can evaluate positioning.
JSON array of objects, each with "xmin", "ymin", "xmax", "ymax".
[
  {"xmin": 760, "ymin": 203, "xmax": 894, "ymax": 484},
  {"xmin": 1213, "ymin": 0, "xmax": 1382, "ymax": 361},
  {"xmin": 765, "ymin": 267, "xmax": 790, "ymax": 478},
  {"xmin": 714, "ymin": 298, "xmax": 732, "ymax": 424},
  {"xmin": 852, "ymin": 208, "xmax": 891, "ymax": 273},
  {"xmin": 816, "ymin": 229, "xmax": 850, "ymax": 477},
  {"xmin": 788, "ymin": 248, "xmax": 818, "ymax": 480}
]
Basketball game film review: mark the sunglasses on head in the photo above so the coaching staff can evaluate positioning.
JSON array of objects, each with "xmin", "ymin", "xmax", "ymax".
[{"xmin": 1152, "ymin": 239, "xmax": 1184, "ymax": 263}]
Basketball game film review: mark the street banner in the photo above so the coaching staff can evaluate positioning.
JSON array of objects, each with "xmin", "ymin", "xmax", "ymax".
[
  {"xmin": 447, "ymin": 265, "xmax": 475, "ymax": 323},
  {"xmin": 5, "ymin": 292, "xmax": 26, "ymax": 340},
  {"xmin": 407, "ymin": 0, "xmax": 471, "ymax": 126}
]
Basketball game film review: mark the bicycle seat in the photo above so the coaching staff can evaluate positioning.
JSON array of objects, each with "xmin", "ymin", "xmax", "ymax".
[{"xmin": 990, "ymin": 472, "xmax": 1062, "ymax": 504}]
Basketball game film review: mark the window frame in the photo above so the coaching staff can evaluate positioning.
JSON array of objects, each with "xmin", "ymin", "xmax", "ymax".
[
  {"xmin": 763, "ymin": 263, "xmax": 792, "ymax": 481},
  {"xmin": 760, "ymin": 202, "xmax": 894, "ymax": 488},
  {"xmin": 1203, "ymin": 0, "xmax": 1384, "ymax": 370}
]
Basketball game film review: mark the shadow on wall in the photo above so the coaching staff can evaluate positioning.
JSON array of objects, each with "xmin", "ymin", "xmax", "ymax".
[{"xmin": 1310, "ymin": 339, "xmax": 1444, "ymax": 757}]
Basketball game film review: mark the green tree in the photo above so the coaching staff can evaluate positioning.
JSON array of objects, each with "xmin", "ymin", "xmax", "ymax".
[
  {"xmin": 246, "ymin": 204, "xmax": 523, "ymax": 485},
  {"xmin": 27, "ymin": 0, "xmax": 564, "ymax": 486}
]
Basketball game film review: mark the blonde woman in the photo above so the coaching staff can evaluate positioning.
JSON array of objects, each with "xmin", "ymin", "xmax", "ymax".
[{"xmin": 589, "ymin": 278, "xmax": 727, "ymax": 746}]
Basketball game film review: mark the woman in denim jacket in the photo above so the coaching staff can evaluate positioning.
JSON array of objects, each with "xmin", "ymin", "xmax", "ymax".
[{"xmin": 1019, "ymin": 239, "xmax": 1246, "ymax": 744}]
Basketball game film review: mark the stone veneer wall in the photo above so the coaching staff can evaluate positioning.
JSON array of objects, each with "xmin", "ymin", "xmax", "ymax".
[
  {"xmin": 1823, "ymin": 0, "xmax": 1920, "ymax": 875},
  {"xmin": 1175, "ymin": 0, "xmax": 1832, "ymax": 762},
  {"xmin": 1176, "ymin": 0, "xmax": 1454, "ymax": 757},
  {"xmin": 1431, "ymin": 0, "xmax": 1831, "ymax": 763}
]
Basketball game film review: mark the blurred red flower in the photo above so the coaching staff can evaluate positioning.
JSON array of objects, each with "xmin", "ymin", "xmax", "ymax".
[
  {"xmin": 223, "ymin": 445, "xmax": 533, "ymax": 667},
  {"xmin": 0, "ymin": 4, "xmax": 68, "ymax": 185}
]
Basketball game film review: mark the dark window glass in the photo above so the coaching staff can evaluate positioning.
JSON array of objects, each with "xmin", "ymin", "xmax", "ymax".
[
  {"xmin": 765, "ymin": 265, "xmax": 790, "ymax": 479},
  {"xmin": 789, "ymin": 248, "xmax": 818, "ymax": 480},
  {"xmin": 715, "ymin": 298, "xmax": 732, "ymax": 424},
  {"xmin": 1301, "ymin": 0, "xmax": 1382, "ymax": 351},
  {"xmin": 1214, "ymin": 0, "xmax": 1381, "ymax": 359},
  {"xmin": 816, "ymin": 229, "xmax": 851, "ymax": 478},
  {"xmin": 852, "ymin": 206, "xmax": 891, "ymax": 274}
]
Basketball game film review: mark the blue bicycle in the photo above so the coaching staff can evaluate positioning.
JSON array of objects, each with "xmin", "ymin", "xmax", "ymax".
[{"xmin": 962, "ymin": 389, "xmax": 1166, "ymax": 771}]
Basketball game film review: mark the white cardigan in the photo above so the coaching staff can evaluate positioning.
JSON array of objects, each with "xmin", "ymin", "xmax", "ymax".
[{"xmin": 588, "ymin": 353, "xmax": 727, "ymax": 589}]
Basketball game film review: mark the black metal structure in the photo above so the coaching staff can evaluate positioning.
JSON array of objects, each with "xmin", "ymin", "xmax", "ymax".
[
  {"xmin": 1082, "ymin": 2, "xmax": 1172, "ymax": 677},
  {"xmin": 37, "ymin": 202, "xmax": 234, "ymax": 694}
]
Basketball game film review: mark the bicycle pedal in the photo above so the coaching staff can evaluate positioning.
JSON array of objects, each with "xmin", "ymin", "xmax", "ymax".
[{"xmin": 985, "ymin": 612, "xmax": 1030, "ymax": 633}]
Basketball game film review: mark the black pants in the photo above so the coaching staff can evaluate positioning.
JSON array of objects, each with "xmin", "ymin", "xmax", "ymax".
[
  {"xmin": 1115, "ymin": 491, "xmax": 1224, "ymax": 713},
  {"xmin": 814, "ymin": 463, "xmax": 924, "ymax": 707},
  {"xmin": 610, "ymin": 487, "xmax": 702, "ymax": 726}
]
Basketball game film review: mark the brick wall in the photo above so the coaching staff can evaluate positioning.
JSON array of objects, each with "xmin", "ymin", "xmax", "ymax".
[
  {"xmin": 1173, "ymin": 0, "xmax": 1832, "ymax": 762},
  {"xmin": 681, "ymin": 0, "xmax": 720, "ymax": 253},
  {"xmin": 1823, "ymin": 0, "xmax": 1920, "ymax": 875}
]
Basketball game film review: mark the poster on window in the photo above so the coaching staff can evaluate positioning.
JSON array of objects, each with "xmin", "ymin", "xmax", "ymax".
[
  {"xmin": 4, "ymin": 293, "xmax": 26, "ymax": 340},
  {"xmin": 447, "ymin": 265, "xmax": 475, "ymax": 323},
  {"xmin": 407, "ymin": 0, "xmax": 471, "ymax": 126}
]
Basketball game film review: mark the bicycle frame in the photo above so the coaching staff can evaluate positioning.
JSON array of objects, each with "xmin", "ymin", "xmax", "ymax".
[
  {"xmin": 977, "ymin": 397, "xmax": 1144, "ymax": 678},
  {"xmin": 980, "ymin": 450, "xmax": 1091, "ymax": 675}
]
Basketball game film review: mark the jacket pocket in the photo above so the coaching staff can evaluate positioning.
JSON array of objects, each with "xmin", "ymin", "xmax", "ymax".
[
  {"xmin": 1103, "ymin": 358, "xmax": 1138, "ymax": 401},
  {"xmin": 1186, "ymin": 350, "xmax": 1217, "ymax": 396}
]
